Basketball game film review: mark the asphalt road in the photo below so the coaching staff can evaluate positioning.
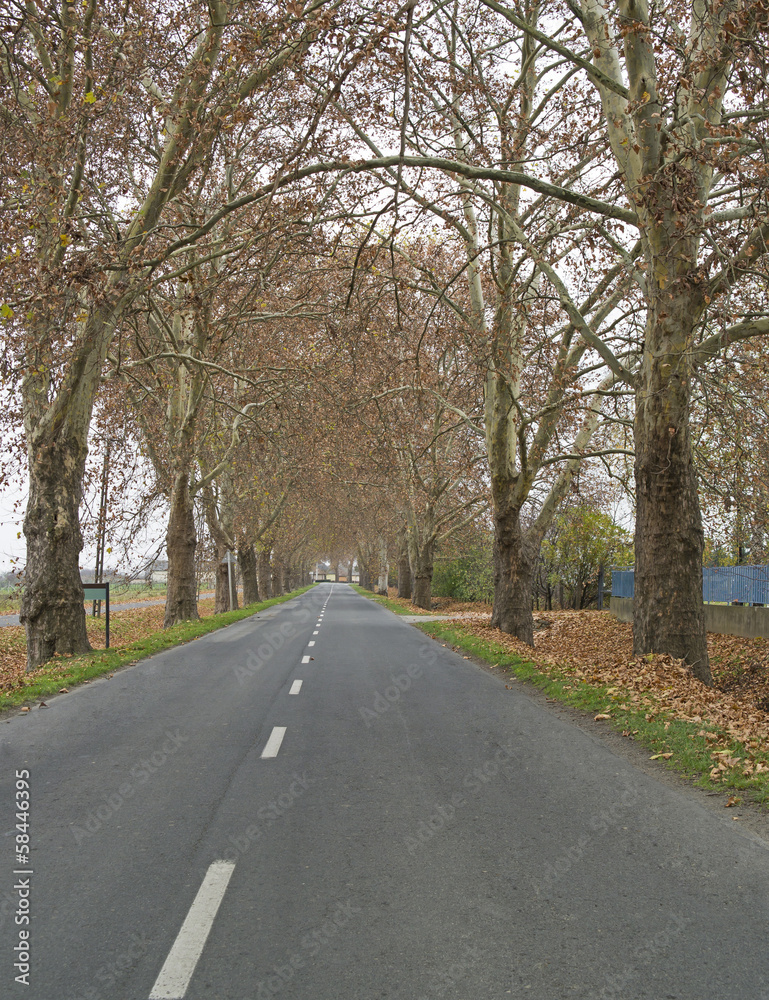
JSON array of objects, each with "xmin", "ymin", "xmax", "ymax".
[{"xmin": 1, "ymin": 583, "xmax": 769, "ymax": 999}]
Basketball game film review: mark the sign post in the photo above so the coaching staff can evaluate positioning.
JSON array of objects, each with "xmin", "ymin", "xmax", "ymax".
[
  {"xmin": 222, "ymin": 552, "xmax": 236, "ymax": 611},
  {"xmin": 83, "ymin": 583, "xmax": 110, "ymax": 648}
]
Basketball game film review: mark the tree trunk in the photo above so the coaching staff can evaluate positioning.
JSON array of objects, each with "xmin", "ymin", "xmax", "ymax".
[
  {"xmin": 634, "ymin": 303, "xmax": 711, "ymax": 682},
  {"xmin": 239, "ymin": 543, "xmax": 259, "ymax": 605},
  {"xmin": 411, "ymin": 540, "xmax": 435, "ymax": 611},
  {"xmin": 20, "ymin": 433, "xmax": 92, "ymax": 669},
  {"xmin": 215, "ymin": 546, "xmax": 239, "ymax": 613},
  {"xmin": 164, "ymin": 472, "xmax": 199, "ymax": 627},
  {"xmin": 377, "ymin": 537, "xmax": 389, "ymax": 594},
  {"xmin": 490, "ymin": 501, "xmax": 536, "ymax": 645},
  {"xmin": 258, "ymin": 547, "xmax": 272, "ymax": 599},
  {"xmin": 397, "ymin": 549, "xmax": 412, "ymax": 599},
  {"xmin": 272, "ymin": 557, "xmax": 284, "ymax": 596}
]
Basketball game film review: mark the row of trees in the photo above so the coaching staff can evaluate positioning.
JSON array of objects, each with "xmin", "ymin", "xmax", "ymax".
[{"xmin": 2, "ymin": 0, "xmax": 768, "ymax": 684}]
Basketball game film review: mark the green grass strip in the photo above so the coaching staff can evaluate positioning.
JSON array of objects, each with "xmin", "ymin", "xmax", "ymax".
[
  {"xmin": 415, "ymin": 619, "xmax": 769, "ymax": 809},
  {"xmin": 1, "ymin": 586, "xmax": 315, "ymax": 712},
  {"xmin": 350, "ymin": 583, "xmax": 434, "ymax": 615}
]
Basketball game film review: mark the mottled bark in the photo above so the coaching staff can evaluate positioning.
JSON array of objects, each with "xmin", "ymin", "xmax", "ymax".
[
  {"xmin": 21, "ymin": 434, "xmax": 92, "ymax": 669},
  {"xmin": 490, "ymin": 499, "xmax": 536, "ymax": 645},
  {"xmin": 239, "ymin": 543, "xmax": 259, "ymax": 605},
  {"xmin": 397, "ymin": 550, "xmax": 412, "ymax": 599},
  {"xmin": 258, "ymin": 547, "xmax": 272, "ymax": 599},
  {"xmin": 411, "ymin": 540, "xmax": 435, "ymax": 610},
  {"xmin": 164, "ymin": 472, "xmax": 199, "ymax": 627},
  {"xmin": 215, "ymin": 547, "xmax": 239, "ymax": 613},
  {"xmin": 272, "ymin": 556, "xmax": 284, "ymax": 596},
  {"xmin": 633, "ymin": 298, "xmax": 710, "ymax": 682}
]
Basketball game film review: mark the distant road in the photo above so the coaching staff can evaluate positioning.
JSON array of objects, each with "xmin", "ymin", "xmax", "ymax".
[{"xmin": 0, "ymin": 592, "xmax": 216, "ymax": 628}]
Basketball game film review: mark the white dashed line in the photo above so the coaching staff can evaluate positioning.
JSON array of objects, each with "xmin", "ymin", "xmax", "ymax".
[
  {"xmin": 289, "ymin": 680, "xmax": 302, "ymax": 695},
  {"xmin": 313, "ymin": 630, "xmax": 319, "ymax": 635},
  {"xmin": 302, "ymin": 655, "xmax": 311, "ymax": 664},
  {"xmin": 148, "ymin": 861, "xmax": 235, "ymax": 999},
  {"xmin": 261, "ymin": 727, "xmax": 287, "ymax": 758},
  {"xmin": 308, "ymin": 641, "xmax": 315, "ymax": 647}
]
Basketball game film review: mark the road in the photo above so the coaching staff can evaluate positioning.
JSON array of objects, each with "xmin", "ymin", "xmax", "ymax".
[{"xmin": 1, "ymin": 583, "xmax": 768, "ymax": 999}]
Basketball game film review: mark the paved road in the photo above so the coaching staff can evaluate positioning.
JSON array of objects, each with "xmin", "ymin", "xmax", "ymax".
[
  {"xmin": 0, "ymin": 593, "xmax": 217, "ymax": 628},
  {"xmin": 1, "ymin": 583, "xmax": 769, "ymax": 999}
]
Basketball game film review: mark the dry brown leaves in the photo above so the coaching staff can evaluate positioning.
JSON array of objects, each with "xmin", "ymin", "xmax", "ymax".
[
  {"xmin": 0, "ymin": 599, "xmax": 218, "ymax": 700},
  {"xmin": 417, "ymin": 599, "xmax": 769, "ymax": 781}
]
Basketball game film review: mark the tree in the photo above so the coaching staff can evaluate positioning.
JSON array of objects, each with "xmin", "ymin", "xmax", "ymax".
[
  {"xmin": 0, "ymin": 0, "xmax": 345, "ymax": 667},
  {"xmin": 542, "ymin": 505, "xmax": 633, "ymax": 610}
]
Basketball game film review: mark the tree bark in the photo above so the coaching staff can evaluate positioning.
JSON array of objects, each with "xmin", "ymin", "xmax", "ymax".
[
  {"xmin": 490, "ymin": 500, "xmax": 536, "ymax": 645},
  {"xmin": 164, "ymin": 472, "xmax": 199, "ymax": 627},
  {"xmin": 272, "ymin": 556, "xmax": 284, "ymax": 596},
  {"xmin": 258, "ymin": 547, "xmax": 272, "ymax": 599},
  {"xmin": 215, "ymin": 546, "xmax": 239, "ymax": 613},
  {"xmin": 239, "ymin": 543, "xmax": 259, "ymax": 605},
  {"xmin": 20, "ymin": 433, "xmax": 92, "ymax": 668},
  {"xmin": 397, "ymin": 549, "xmax": 412, "ymax": 599},
  {"xmin": 377, "ymin": 537, "xmax": 389, "ymax": 594},
  {"xmin": 411, "ymin": 540, "xmax": 435, "ymax": 611},
  {"xmin": 633, "ymin": 300, "xmax": 710, "ymax": 682}
]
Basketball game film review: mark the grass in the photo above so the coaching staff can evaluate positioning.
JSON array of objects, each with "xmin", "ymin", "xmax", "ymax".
[
  {"xmin": 1, "ymin": 586, "xmax": 314, "ymax": 713},
  {"xmin": 414, "ymin": 620, "xmax": 769, "ymax": 809},
  {"xmin": 350, "ymin": 584, "xmax": 433, "ymax": 615}
]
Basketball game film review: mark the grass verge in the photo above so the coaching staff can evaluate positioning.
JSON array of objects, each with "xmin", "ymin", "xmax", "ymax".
[
  {"xmin": 2, "ymin": 586, "xmax": 314, "ymax": 714},
  {"xmin": 350, "ymin": 584, "xmax": 433, "ymax": 616},
  {"xmin": 415, "ymin": 620, "xmax": 769, "ymax": 809}
]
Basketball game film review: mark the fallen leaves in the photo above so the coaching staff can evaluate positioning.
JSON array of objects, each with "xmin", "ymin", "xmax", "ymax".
[
  {"xmin": 0, "ymin": 599, "xmax": 219, "ymax": 701},
  {"xmin": 429, "ymin": 605, "xmax": 769, "ymax": 783}
]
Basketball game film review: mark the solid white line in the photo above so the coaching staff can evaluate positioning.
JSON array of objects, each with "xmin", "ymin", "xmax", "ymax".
[
  {"xmin": 290, "ymin": 680, "xmax": 302, "ymax": 695},
  {"xmin": 302, "ymin": 655, "xmax": 311, "ymax": 664},
  {"xmin": 308, "ymin": 640, "xmax": 315, "ymax": 647},
  {"xmin": 261, "ymin": 726, "xmax": 287, "ymax": 758},
  {"xmin": 148, "ymin": 861, "xmax": 235, "ymax": 999}
]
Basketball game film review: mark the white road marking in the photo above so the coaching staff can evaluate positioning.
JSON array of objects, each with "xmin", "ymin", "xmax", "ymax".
[
  {"xmin": 308, "ymin": 640, "xmax": 315, "ymax": 647},
  {"xmin": 148, "ymin": 861, "xmax": 235, "ymax": 999},
  {"xmin": 261, "ymin": 727, "xmax": 287, "ymax": 758},
  {"xmin": 302, "ymin": 655, "xmax": 311, "ymax": 664},
  {"xmin": 290, "ymin": 680, "xmax": 302, "ymax": 695},
  {"xmin": 313, "ymin": 630, "xmax": 319, "ymax": 635}
]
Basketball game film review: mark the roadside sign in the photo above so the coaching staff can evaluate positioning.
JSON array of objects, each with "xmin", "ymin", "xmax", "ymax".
[{"xmin": 83, "ymin": 583, "xmax": 110, "ymax": 648}]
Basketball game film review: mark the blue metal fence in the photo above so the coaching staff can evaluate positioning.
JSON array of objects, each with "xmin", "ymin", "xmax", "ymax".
[{"xmin": 611, "ymin": 565, "xmax": 769, "ymax": 605}]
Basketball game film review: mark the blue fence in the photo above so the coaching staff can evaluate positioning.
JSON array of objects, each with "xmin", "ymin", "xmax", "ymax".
[{"xmin": 611, "ymin": 565, "xmax": 769, "ymax": 605}]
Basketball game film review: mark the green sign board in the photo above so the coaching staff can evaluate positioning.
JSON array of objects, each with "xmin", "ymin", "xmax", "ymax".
[{"xmin": 82, "ymin": 583, "xmax": 110, "ymax": 648}]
